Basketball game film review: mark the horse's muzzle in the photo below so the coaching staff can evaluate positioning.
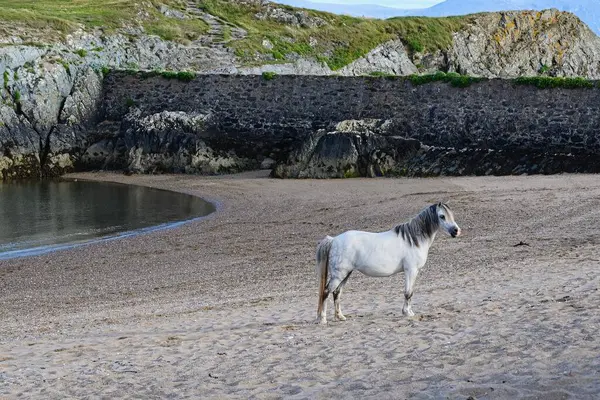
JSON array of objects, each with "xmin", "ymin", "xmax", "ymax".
[{"xmin": 450, "ymin": 227, "xmax": 461, "ymax": 237}]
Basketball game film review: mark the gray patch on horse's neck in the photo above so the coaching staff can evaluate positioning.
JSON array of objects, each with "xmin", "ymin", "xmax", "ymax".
[{"xmin": 394, "ymin": 204, "xmax": 439, "ymax": 247}]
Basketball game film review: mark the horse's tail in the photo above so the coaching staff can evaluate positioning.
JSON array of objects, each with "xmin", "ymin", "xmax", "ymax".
[{"xmin": 316, "ymin": 235, "xmax": 334, "ymax": 317}]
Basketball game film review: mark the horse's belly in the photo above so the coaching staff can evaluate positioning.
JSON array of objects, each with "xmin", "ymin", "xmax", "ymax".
[{"xmin": 355, "ymin": 257, "xmax": 402, "ymax": 277}]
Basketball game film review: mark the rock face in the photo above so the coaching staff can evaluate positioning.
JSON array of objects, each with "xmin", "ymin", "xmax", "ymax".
[
  {"xmin": 0, "ymin": 61, "xmax": 103, "ymax": 179},
  {"xmin": 243, "ymin": 9, "xmax": 600, "ymax": 78},
  {"xmin": 81, "ymin": 109, "xmax": 257, "ymax": 175},
  {"xmin": 0, "ymin": 8, "xmax": 238, "ymax": 178},
  {"xmin": 448, "ymin": 9, "xmax": 600, "ymax": 78},
  {"xmin": 255, "ymin": 5, "xmax": 328, "ymax": 28},
  {"xmin": 272, "ymin": 125, "xmax": 422, "ymax": 178},
  {"xmin": 338, "ymin": 41, "xmax": 418, "ymax": 77},
  {"xmin": 274, "ymin": 118, "xmax": 600, "ymax": 178},
  {"xmin": 236, "ymin": 38, "xmax": 420, "ymax": 76}
]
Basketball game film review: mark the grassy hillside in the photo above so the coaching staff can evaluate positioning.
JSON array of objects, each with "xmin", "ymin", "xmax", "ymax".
[
  {"xmin": 199, "ymin": 0, "xmax": 471, "ymax": 70},
  {"xmin": 0, "ymin": 0, "xmax": 472, "ymax": 70},
  {"xmin": 0, "ymin": 0, "xmax": 208, "ymax": 43}
]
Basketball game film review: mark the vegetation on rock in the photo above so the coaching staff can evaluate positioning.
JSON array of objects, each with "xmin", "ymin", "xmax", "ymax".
[
  {"xmin": 514, "ymin": 76, "xmax": 595, "ymax": 89},
  {"xmin": 0, "ymin": 0, "xmax": 209, "ymax": 43},
  {"xmin": 261, "ymin": 71, "xmax": 278, "ymax": 80},
  {"xmin": 197, "ymin": 0, "xmax": 470, "ymax": 70},
  {"xmin": 368, "ymin": 71, "xmax": 397, "ymax": 78},
  {"xmin": 408, "ymin": 71, "xmax": 485, "ymax": 87}
]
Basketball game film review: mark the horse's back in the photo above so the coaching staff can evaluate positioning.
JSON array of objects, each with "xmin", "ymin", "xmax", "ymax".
[{"xmin": 332, "ymin": 230, "xmax": 383, "ymax": 251}]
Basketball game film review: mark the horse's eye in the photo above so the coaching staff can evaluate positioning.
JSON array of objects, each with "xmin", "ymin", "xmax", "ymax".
[{"xmin": 440, "ymin": 215, "xmax": 446, "ymax": 220}]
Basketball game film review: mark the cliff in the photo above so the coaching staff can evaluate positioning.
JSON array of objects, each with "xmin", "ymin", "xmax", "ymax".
[
  {"xmin": 2, "ymin": 1, "xmax": 600, "ymax": 179},
  {"xmin": 2, "ymin": 2, "xmax": 600, "ymax": 78}
]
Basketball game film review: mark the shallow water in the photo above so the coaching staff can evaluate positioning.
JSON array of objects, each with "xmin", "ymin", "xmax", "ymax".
[{"xmin": 0, "ymin": 179, "xmax": 215, "ymax": 259}]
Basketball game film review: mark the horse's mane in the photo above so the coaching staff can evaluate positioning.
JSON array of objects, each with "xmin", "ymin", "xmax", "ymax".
[{"xmin": 394, "ymin": 204, "xmax": 443, "ymax": 247}]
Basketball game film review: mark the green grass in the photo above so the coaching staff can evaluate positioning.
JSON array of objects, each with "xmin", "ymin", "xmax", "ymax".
[
  {"xmin": 405, "ymin": 38, "xmax": 424, "ymax": 53},
  {"xmin": 343, "ymin": 169, "xmax": 361, "ymax": 178},
  {"xmin": 0, "ymin": 0, "xmax": 209, "ymax": 43},
  {"xmin": 198, "ymin": 0, "xmax": 470, "ymax": 70},
  {"xmin": 403, "ymin": 73, "xmax": 596, "ymax": 89},
  {"xmin": 514, "ymin": 76, "xmax": 595, "ymax": 89},
  {"xmin": 538, "ymin": 64, "xmax": 550, "ymax": 74},
  {"xmin": 58, "ymin": 59, "xmax": 70, "ymax": 74},
  {"xmin": 261, "ymin": 71, "xmax": 277, "ymax": 80},
  {"xmin": 3, "ymin": 71, "xmax": 8, "ymax": 89},
  {"xmin": 408, "ymin": 71, "xmax": 485, "ymax": 87},
  {"xmin": 144, "ymin": 16, "xmax": 209, "ymax": 43},
  {"xmin": 369, "ymin": 71, "xmax": 397, "ymax": 78},
  {"xmin": 121, "ymin": 69, "xmax": 197, "ymax": 81},
  {"xmin": 125, "ymin": 62, "xmax": 139, "ymax": 70},
  {"xmin": 22, "ymin": 61, "xmax": 34, "ymax": 73},
  {"xmin": 223, "ymin": 25, "xmax": 232, "ymax": 42}
]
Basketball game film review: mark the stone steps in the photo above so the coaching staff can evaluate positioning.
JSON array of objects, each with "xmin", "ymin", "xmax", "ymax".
[{"xmin": 184, "ymin": 0, "xmax": 247, "ymax": 47}]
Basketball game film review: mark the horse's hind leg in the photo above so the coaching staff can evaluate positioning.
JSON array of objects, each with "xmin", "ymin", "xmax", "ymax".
[
  {"xmin": 333, "ymin": 271, "xmax": 353, "ymax": 321},
  {"xmin": 318, "ymin": 290, "xmax": 329, "ymax": 324},
  {"xmin": 332, "ymin": 290, "xmax": 345, "ymax": 321}
]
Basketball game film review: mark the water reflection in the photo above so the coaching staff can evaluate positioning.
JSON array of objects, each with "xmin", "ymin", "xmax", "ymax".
[{"xmin": 0, "ymin": 180, "xmax": 215, "ymax": 257}]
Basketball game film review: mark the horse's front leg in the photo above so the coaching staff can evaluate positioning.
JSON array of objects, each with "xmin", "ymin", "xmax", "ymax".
[{"xmin": 402, "ymin": 266, "xmax": 419, "ymax": 317}]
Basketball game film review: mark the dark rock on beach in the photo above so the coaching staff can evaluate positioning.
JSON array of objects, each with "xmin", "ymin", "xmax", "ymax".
[{"xmin": 273, "ymin": 118, "xmax": 600, "ymax": 179}]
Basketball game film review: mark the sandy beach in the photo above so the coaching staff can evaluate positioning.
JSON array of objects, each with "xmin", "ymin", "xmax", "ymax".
[{"xmin": 0, "ymin": 171, "xmax": 599, "ymax": 399}]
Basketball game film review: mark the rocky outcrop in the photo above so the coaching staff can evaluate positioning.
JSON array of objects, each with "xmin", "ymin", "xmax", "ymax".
[
  {"xmin": 0, "ymin": 57, "xmax": 104, "ymax": 179},
  {"xmin": 338, "ymin": 41, "xmax": 418, "ymax": 76},
  {"xmin": 81, "ymin": 109, "xmax": 257, "ymax": 175},
  {"xmin": 0, "ymin": 8, "xmax": 238, "ymax": 178},
  {"xmin": 1, "ymin": 8, "xmax": 599, "ymax": 79},
  {"xmin": 273, "ymin": 118, "xmax": 600, "ymax": 178},
  {"xmin": 236, "ymin": 38, "xmax": 420, "ymax": 76},
  {"xmin": 238, "ymin": 58, "xmax": 332, "ymax": 76},
  {"xmin": 272, "ymin": 127, "xmax": 422, "ymax": 179},
  {"xmin": 241, "ymin": 9, "xmax": 600, "ymax": 78},
  {"xmin": 272, "ymin": 119, "xmax": 425, "ymax": 178},
  {"xmin": 447, "ymin": 9, "xmax": 600, "ymax": 78},
  {"xmin": 255, "ymin": 5, "xmax": 328, "ymax": 28}
]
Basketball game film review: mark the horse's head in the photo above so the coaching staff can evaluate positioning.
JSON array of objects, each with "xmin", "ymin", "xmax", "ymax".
[{"xmin": 436, "ymin": 202, "xmax": 461, "ymax": 238}]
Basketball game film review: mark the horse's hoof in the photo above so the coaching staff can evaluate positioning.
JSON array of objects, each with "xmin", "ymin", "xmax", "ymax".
[
  {"xmin": 402, "ymin": 309, "xmax": 415, "ymax": 317},
  {"xmin": 335, "ymin": 314, "xmax": 347, "ymax": 321},
  {"xmin": 315, "ymin": 318, "xmax": 327, "ymax": 325}
]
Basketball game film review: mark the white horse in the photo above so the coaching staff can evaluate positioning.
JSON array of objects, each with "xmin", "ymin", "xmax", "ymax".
[{"xmin": 315, "ymin": 202, "xmax": 461, "ymax": 324}]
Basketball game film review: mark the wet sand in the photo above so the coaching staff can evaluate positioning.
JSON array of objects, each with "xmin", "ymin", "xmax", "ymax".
[{"xmin": 1, "ymin": 171, "xmax": 599, "ymax": 399}]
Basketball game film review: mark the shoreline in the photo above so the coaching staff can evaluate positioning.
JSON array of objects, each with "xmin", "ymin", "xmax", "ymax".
[
  {"xmin": 0, "ymin": 176, "xmax": 220, "ymax": 261},
  {"xmin": 1, "ymin": 171, "xmax": 598, "ymax": 399}
]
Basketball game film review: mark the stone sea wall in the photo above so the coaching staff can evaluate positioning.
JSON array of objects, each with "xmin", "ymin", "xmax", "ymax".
[
  {"xmin": 95, "ymin": 72, "xmax": 600, "ymax": 178},
  {"xmin": 4, "ymin": 72, "xmax": 600, "ymax": 179},
  {"xmin": 104, "ymin": 73, "xmax": 600, "ymax": 152}
]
